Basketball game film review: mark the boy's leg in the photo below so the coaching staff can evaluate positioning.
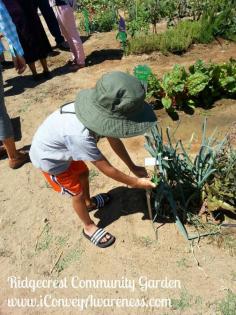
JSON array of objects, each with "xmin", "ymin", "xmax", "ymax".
[
  {"xmin": 42, "ymin": 166, "xmax": 111, "ymax": 243},
  {"xmin": 78, "ymin": 170, "xmax": 97, "ymax": 208},
  {"xmin": 72, "ymin": 193, "xmax": 111, "ymax": 242}
]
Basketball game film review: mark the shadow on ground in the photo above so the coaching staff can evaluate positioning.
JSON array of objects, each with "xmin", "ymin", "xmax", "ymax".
[
  {"xmin": 93, "ymin": 187, "xmax": 149, "ymax": 228},
  {"xmin": 85, "ymin": 49, "xmax": 123, "ymax": 67},
  {"xmin": 4, "ymin": 64, "xmax": 75, "ymax": 96}
]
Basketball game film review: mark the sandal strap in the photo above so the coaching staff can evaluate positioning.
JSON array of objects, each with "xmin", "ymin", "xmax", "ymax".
[
  {"xmin": 90, "ymin": 228, "xmax": 107, "ymax": 245},
  {"xmin": 92, "ymin": 194, "xmax": 107, "ymax": 208}
]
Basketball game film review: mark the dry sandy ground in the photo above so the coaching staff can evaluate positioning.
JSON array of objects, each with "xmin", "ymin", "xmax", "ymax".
[{"xmin": 0, "ymin": 28, "xmax": 236, "ymax": 315}]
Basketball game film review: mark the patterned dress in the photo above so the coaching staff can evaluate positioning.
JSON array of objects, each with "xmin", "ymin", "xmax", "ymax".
[{"xmin": 2, "ymin": 0, "xmax": 52, "ymax": 64}]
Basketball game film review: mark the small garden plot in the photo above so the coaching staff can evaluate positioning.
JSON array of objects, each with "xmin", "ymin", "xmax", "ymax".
[
  {"xmin": 145, "ymin": 119, "xmax": 236, "ymax": 241},
  {"xmin": 78, "ymin": 0, "xmax": 236, "ymax": 55},
  {"xmin": 144, "ymin": 58, "xmax": 236, "ymax": 113}
]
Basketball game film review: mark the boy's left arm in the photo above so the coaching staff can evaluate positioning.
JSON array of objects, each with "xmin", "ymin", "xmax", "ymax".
[{"xmin": 106, "ymin": 137, "xmax": 148, "ymax": 178}]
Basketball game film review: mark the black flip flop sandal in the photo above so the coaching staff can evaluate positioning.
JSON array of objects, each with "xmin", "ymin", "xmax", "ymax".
[
  {"xmin": 83, "ymin": 228, "xmax": 116, "ymax": 248},
  {"xmin": 88, "ymin": 193, "xmax": 110, "ymax": 211}
]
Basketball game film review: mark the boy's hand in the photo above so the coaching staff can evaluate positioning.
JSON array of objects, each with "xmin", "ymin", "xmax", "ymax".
[
  {"xmin": 130, "ymin": 165, "xmax": 148, "ymax": 178},
  {"xmin": 133, "ymin": 178, "xmax": 156, "ymax": 189}
]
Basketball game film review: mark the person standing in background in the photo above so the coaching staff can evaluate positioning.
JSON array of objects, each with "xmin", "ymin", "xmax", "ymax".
[
  {"xmin": 36, "ymin": 0, "xmax": 68, "ymax": 50},
  {"xmin": 3, "ymin": 0, "xmax": 52, "ymax": 81},
  {"xmin": 0, "ymin": 1, "xmax": 29, "ymax": 169},
  {"xmin": 49, "ymin": 0, "xmax": 85, "ymax": 71}
]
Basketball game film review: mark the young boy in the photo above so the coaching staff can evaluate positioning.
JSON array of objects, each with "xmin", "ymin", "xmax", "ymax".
[{"xmin": 29, "ymin": 71, "xmax": 157, "ymax": 248}]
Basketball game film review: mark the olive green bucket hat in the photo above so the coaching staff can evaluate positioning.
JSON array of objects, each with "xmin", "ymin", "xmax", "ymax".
[{"xmin": 75, "ymin": 71, "xmax": 157, "ymax": 138}]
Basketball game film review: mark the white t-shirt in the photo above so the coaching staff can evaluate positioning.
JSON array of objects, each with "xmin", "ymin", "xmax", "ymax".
[{"xmin": 29, "ymin": 103, "xmax": 102, "ymax": 175}]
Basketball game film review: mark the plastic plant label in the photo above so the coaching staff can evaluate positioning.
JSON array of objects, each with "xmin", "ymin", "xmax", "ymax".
[
  {"xmin": 133, "ymin": 65, "xmax": 152, "ymax": 91},
  {"xmin": 145, "ymin": 157, "xmax": 158, "ymax": 166}
]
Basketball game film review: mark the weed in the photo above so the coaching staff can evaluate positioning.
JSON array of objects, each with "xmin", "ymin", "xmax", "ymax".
[
  {"xmin": 217, "ymin": 290, "xmax": 236, "ymax": 315},
  {"xmin": 171, "ymin": 290, "xmax": 192, "ymax": 310},
  {"xmin": 35, "ymin": 222, "xmax": 53, "ymax": 252},
  {"xmin": 138, "ymin": 236, "xmax": 154, "ymax": 247},
  {"xmin": 18, "ymin": 102, "xmax": 31, "ymax": 113},
  {"xmin": 54, "ymin": 247, "xmax": 83, "ymax": 274},
  {"xmin": 176, "ymin": 258, "xmax": 189, "ymax": 269},
  {"xmin": 89, "ymin": 169, "xmax": 99, "ymax": 182},
  {"xmin": 217, "ymin": 235, "xmax": 236, "ymax": 256},
  {"xmin": 55, "ymin": 235, "xmax": 70, "ymax": 247}
]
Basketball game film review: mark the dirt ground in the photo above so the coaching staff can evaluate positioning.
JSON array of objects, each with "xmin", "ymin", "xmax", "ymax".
[{"xmin": 0, "ymin": 27, "xmax": 236, "ymax": 315}]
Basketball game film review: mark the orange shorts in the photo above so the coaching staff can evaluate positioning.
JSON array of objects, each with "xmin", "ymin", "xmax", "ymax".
[{"xmin": 42, "ymin": 161, "xmax": 88, "ymax": 196}]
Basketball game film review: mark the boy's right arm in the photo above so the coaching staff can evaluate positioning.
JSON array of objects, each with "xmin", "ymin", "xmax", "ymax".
[{"xmin": 92, "ymin": 157, "xmax": 156, "ymax": 190}]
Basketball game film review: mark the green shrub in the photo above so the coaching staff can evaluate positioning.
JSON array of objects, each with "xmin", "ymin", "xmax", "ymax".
[
  {"xmin": 90, "ymin": 10, "xmax": 116, "ymax": 32},
  {"xmin": 127, "ymin": 19, "xmax": 216, "ymax": 55}
]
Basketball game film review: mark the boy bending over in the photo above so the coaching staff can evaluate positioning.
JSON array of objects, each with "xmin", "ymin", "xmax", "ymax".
[{"xmin": 30, "ymin": 71, "xmax": 156, "ymax": 248}]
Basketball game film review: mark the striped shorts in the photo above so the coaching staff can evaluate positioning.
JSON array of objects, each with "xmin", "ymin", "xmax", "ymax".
[{"xmin": 42, "ymin": 160, "xmax": 88, "ymax": 196}]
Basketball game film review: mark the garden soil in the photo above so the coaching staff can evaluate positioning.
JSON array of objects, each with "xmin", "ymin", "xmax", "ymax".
[{"xmin": 0, "ymin": 27, "xmax": 236, "ymax": 315}]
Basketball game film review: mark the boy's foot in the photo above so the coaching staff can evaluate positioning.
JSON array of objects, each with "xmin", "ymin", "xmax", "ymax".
[
  {"xmin": 87, "ymin": 193, "xmax": 110, "ymax": 211},
  {"xmin": 9, "ymin": 152, "xmax": 29, "ymax": 169},
  {"xmin": 83, "ymin": 227, "xmax": 115, "ymax": 248}
]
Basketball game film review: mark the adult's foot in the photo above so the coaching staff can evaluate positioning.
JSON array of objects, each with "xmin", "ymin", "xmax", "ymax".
[
  {"xmin": 9, "ymin": 152, "xmax": 29, "ymax": 169},
  {"xmin": 69, "ymin": 63, "xmax": 85, "ymax": 72}
]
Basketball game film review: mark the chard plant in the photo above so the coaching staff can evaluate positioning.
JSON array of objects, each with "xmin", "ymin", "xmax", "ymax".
[{"xmin": 145, "ymin": 58, "xmax": 236, "ymax": 113}]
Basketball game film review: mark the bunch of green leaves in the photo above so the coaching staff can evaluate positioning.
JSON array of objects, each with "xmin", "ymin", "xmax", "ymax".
[
  {"xmin": 201, "ymin": 0, "xmax": 236, "ymax": 40},
  {"xmin": 90, "ymin": 10, "xmax": 117, "ymax": 32},
  {"xmin": 146, "ymin": 73, "xmax": 162, "ymax": 99},
  {"xmin": 160, "ymin": 65, "xmax": 187, "ymax": 109},
  {"xmin": 143, "ymin": 59, "xmax": 236, "ymax": 112},
  {"xmin": 126, "ymin": 1, "xmax": 150, "ymax": 37},
  {"xmin": 143, "ymin": 0, "xmax": 162, "ymax": 33},
  {"xmin": 144, "ymin": 120, "xmax": 226, "ymax": 239},
  {"xmin": 218, "ymin": 59, "xmax": 236, "ymax": 95},
  {"xmin": 204, "ymin": 142, "xmax": 236, "ymax": 213}
]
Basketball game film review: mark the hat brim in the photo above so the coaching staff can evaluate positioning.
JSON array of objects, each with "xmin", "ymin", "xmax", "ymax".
[{"xmin": 75, "ymin": 89, "xmax": 157, "ymax": 138}]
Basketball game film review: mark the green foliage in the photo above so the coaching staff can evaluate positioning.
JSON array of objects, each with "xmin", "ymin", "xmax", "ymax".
[
  {"xmin": 187, "ymin": 72, "xmax": 210, "ymax": 96},
  {"xmin": 204, "ymin": 144, "xmax": 236, "ymax": 213},
  {"xmin": 127, "ymin": 18, "xmax": 216, "ymax": 55},
  {"xmin": 217, "ymin": 290, "xmax": 236, "ymax": 315},
  {"xmin": 90, "ymin": 10, "xmax": 116, "ymax": 32},
  {"xmin": 145, "ymin": 120, "xmax": 228, "ymax": 240},
  {"xmin": 55, "ymin": 248, "xmax": 82, "ymax": 274},
  {"xmin": 142, "ymin": 59, "xmax": 236, "ymax": 113},
  {"xmin": 171, "ymin": 290, "xmax": 192, "ymax": 310},
  {"xmin": 78, "ymin": 0, "xmax": 236, "ymax": 43},
  {"xmin": 126, "ymin": 1, "xmax": 150, "ymax": 36},
  {"xmin": 147, "ymin": 73, "xmax": 162, "ymax": 99},
  {"xmin": 218, "ymin": 60, "xmax": 236, "ymax": 95}
]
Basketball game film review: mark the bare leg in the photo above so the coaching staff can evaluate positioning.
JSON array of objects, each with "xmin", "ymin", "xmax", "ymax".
[
  {"xmin": 72, "ymin": 193, "xmax": 110, "ymax": 242},
  {"xmin": 2, "ymin": 137, "xmax": 18, "ymax": 159},
  {"xmin": 2, "ymin": 137, "xmax": 28, "ymax": 169},
  {"xmin": 78, "ymin": 170, "xmax": 93, "ymax": 207},
  {"xmin": 40, "ymin": 58, "xmax": 49, "ymax": 72},
  {"xmin": 28, "ymin": 62, "xmax": 37, "ymax": 76}
]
